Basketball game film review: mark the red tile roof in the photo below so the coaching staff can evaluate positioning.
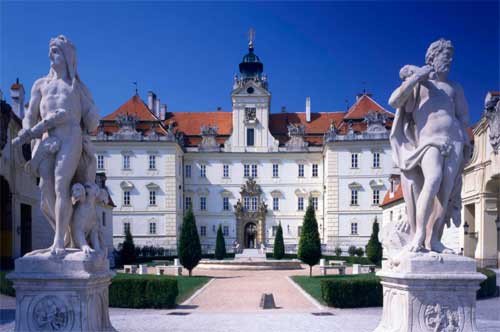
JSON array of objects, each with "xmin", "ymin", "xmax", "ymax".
[
  {"xmin": 268, "ymin": 112, "xmax": 346, "ymax": 135},
  {"xmin": 10, "ymin": 83, "xmax": 22, "ymax": 90},
  {"xmin": 164, "ymin": 112, "xmax": 232, "ymax": 136},
  {"xmin": 344, "ymin": 94, "xmax": 393, "ymax": 120},
  {"xmin": 380, "ymin": 184, "xmax": 404, "ymax": 207},
  {"xmin": 102, "ymin": 95, "xmax": 159, "ymax": 122}
]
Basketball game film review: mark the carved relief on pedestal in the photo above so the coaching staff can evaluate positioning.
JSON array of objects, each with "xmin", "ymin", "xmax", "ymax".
[
  {"xmin": 29, "ymin": 295, "xmax": 74, "ymax": 331},
  {"xmin": 418, "ymin": 296, "xmax": 465, "ymax": 332}
]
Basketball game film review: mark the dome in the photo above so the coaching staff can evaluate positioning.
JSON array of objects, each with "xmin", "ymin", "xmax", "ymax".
[{"xmin": 239, "ymin": 45, "xmax": 263, "ymax": 80}]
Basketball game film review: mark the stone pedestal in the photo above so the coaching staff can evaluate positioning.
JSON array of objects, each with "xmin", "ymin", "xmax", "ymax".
[
  {"xmin": 8, "ymin": 250, "xmax": 116, "ymax": 332},
  {"xmin": 374, "ymin": 253, "xmax": 485, "ymax": 332}
]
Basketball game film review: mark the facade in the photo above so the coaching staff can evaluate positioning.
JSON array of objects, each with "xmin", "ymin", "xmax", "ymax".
[
  {"xmin": 461, "ymin": 91, "xmax": 500, "ymax": 268},
  {"xmin": 93, "ymin": 39, "xmax": 396, "ymax": 253}
]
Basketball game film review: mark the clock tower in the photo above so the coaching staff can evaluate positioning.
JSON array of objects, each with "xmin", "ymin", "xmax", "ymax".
[{"xmin": 227, "ymin": 29, "xmax": 278, "ymax": 152}]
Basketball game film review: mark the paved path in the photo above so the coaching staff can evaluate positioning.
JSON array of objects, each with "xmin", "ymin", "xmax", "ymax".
[{"xmin": 185, "ymin": 266, "xmax": 318, "ymax": 312}]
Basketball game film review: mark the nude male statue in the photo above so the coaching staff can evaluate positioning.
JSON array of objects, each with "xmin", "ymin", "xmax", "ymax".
[
  {"xmin": 389, "ymin": 39, "xmax": 470, "ymax": 254},
  {"xmin": 12, "ymin": 35, "xmax": 99, "ymax": 256}
]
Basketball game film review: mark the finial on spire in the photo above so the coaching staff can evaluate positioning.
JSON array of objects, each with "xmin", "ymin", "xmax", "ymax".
[
  {"xmin": 248, "ymin": 27, "xmax": 255, "ymax": 49},
  {"xmin": 133, "ymin": 81, "xmax": 138, "ymax": 95}
]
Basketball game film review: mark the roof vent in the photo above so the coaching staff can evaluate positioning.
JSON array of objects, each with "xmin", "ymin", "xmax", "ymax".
[
  {"xmin": 281, "ymin": 106, "xmax": 287, "ymax": 113},
  {"xmin": 216, "ymin": 106, "xmax": 222, "ymax": 111}
]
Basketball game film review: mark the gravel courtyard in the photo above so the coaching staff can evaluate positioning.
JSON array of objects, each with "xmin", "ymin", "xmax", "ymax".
[{"xmin": 1, "ymin": 266, "xmax": 499, "ymax": 332}]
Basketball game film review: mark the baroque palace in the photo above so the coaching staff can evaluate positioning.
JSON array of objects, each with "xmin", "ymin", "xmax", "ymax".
[{"xmin": 91, "ymin": 37, "xmax": 396, "ymax": 253}]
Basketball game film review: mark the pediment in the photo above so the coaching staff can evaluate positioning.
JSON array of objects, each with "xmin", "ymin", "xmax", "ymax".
[{"xmin": 232, "ymin": 81, "xmax": 270, "ymax": 97}]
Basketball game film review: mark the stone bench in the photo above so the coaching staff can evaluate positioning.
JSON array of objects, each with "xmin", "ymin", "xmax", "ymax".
[
  {"xmin": 156, "ymin": 265, "xmax": 182, "ymax": 276},
  {"xmin": 123, "ymin": 265, "xmax": 137, "ymax": 274},
  {"xmin": 352, "ymin": 263, "xmax": 376, "ymax": 274},
  {"xmin": 319, "ymin": 265, "xmax": 346, "ymax": 275}
]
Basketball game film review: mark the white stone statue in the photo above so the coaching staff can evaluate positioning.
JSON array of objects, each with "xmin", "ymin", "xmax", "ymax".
[
  {"xmin": 388, "ymin": 38, "xmax": 471, "ymax": 255},
  {"xmin": 12, "ymin": 35, "xmax": 101, "ymax": 258}
]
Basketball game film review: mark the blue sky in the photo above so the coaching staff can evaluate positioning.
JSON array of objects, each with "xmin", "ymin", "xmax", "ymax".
[{"xmin": 1, "ymin": 1, "xmax": 498, "ymax": 123}]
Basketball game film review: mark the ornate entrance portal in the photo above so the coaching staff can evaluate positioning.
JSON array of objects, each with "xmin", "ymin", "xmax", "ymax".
[
  {"xmin": 245, "ymin": 223, "xmax": 257, "ymax": 248},
  {"xmin": 234, "ymin": 178, "xmax": 267, "ymax": 249}
]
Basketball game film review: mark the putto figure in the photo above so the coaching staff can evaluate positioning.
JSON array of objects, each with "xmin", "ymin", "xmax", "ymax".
[
  {"xmin": 12, "ymin": 35, "xmax": 101, "ymax": 257},
  {"xmin": 388, "ymin": 39, "xmax": 470, "ymax": 254}
]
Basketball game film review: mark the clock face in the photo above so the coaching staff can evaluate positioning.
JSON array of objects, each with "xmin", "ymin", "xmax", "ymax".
[{"xmin": 246, "ymin": 87, "xmax": 254, "ymax": 94}]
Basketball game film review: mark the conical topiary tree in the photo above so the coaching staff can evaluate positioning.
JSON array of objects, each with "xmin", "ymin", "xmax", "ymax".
[
  {"xmin": 366, "ymin": 219, "xmax": 383, "ymax": 265},
  {"xmin": 273, "ymin": 223, "xmax": 285, "ymax": 260},
  {"xmin": 215, "ymin": 225, "xmax": 227, "ymax": 260},
  {"xmin": 178, "ymin": 207, "xmax": 202, "ymax": 276},
  {"xmin": 297, "ymin": 198, "xmax": 322, "ymax": 276},
  {"xmin": 120, "ymin": 227, "xmax": 136, "ymax": 265}
]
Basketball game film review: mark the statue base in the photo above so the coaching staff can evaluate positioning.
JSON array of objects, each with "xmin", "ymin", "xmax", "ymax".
[
  {"xmin": 7, "ymin": 249, "xmax": 116, "ymax": 332},
  {"xmin": 374, "ymin": 252, "xmax": 485, "ymax": 332}
]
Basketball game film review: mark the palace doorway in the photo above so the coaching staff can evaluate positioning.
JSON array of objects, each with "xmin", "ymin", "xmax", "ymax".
[
  {"xmin": 0, "ymin": 176, "xmax": 13, "ymax": 269},
  {"xmin": 244, "ymin": 223, "xmax": 257, "ymax": 249}
]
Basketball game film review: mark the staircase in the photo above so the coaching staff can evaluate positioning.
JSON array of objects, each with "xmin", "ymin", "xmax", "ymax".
[{"xmin": 235, "ymin": 249, "xmax": 267, "ymax": 262}]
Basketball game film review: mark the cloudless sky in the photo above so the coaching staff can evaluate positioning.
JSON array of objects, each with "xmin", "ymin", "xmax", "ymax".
[{"xmin": 1, "ymin": 1, "xmax": 498, "ymax": 123}]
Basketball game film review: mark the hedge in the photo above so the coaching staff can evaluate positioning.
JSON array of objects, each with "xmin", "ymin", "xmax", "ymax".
[
  {"xmin": 321, "ymin": 274, "xmax": 383, "ymax": 308},
  {"xmin": 477, "ymin": 268, "xmax": 498, "ymax": 299},
  {"xmin": 109, "ymin": 274, "xmax": 178, "ymax": 308},
  {"xmin": 0, "ymin": 271, "xmax": 15, "ymax": 297}
]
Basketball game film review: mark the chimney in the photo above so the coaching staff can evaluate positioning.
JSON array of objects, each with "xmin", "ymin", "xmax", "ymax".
[
  {"xmin": 281, "ymin": 106, "xmax": 287, "ymax": 113},
  {"xmin": 305, "ymin": 97, "xmax": 311, "ymax": 122},
  {"xmin": 160, "ymin": 104, "xmax": 167, "ymax": 120},
  {"xmin": 154, "ymin": 98, "xmax": 161, "ymax": 118},
  {"xmin": 147, "ymin": 91, "xmax": 156, "ymax": 112},
  {"xmin": 10, "ymin": 78, "xmax": 25, "ymax": 119}
]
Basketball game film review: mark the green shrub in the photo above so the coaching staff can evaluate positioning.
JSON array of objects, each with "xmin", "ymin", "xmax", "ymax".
[
  {"xmin": 334, "ymin": 247, "xmax": 342, "ymax": 257},
  {"xmin": 477, "ymin": 268, "xmax": 497, "ymax": 299},
  {"xmin": 366, "ymin": 220, "xmax": 383, "ymax": 265},
  {"xmin": 273, "ymin": 223, "xmax": 285, "ymax": 260},
  {"xmin": 109, "ymin": 275, "xmax": 178, "ymax": 308},
  {"xmin": 120, "ymin": 228, "xmax": 136, "ymax": 265},
  {"xmin": 348, "ymin": 245, "xmax": 357, "ymax": 257},
  {"xmin": 298, "ymin": 199, "xmax": 322, "ymax": 276},
  {"xmin": 215, "ymin": 225, "xmax": 227, "ymax": 260},
  {"xmin": 0, "ymin": 271, "xmax": 15, "ymax": 297},
  {"xmin": 355, "ymin": 247, "xmax": 364, "ymax": 257},
  {"xmin": 178, "ymin": 207, "xmax": 202, "ymax": 276},
  {"xmin": 321, "ymin": 275, "xmax": 382, "ymax": 308}
]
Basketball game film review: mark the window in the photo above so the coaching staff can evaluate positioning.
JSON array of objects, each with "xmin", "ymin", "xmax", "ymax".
[
  {"xmin": 272, "ymin": 164, "xmax": 279, "ymax": 177},
  {"xmin": 244, "ymin": 164, "xmax": 250, "ymax": 177},
  {"xmin": 373, "ymin": 189, "xmax": 380, "ymax": 205},
  {"xmin": 102, "ymin": 212, "xmax": 106, "ymax": 227},
  {"xmin": 123, "ymin": 190, "xmax": 131, "ymax": 206},
  {"xmin": 298, "ymin": 197, "xmax": 304, "ymax": 211},
  {"xmin": 97, "ymin": 154, "xmax": 104, "ymax": 170},
  {"xmin": 311, "ymin": 197, "xmax": 318, "ymax": 210},
  {"xmin": 185, "ymin": 165, "xmax": 192, "ymax": 178},
  {"xmin": 273, "ymin": 197, "xmax": 279, "ymax": 211},
  {"xmin": 351, "ymin": 189, "xmax": 358, "ymax": 205},
  {"xmin": 351, "ymin": 153, "xmax": 358, "ymax": 168},
  {"xmin": 312, "ymin": 164, "xmax": 318, "ymax": 177},
  {"xmin": 298, "ymin": 226, "xmax": 302, "ymax": 237},
  {"xmin": 200, "ymin": 196, "xmax": 207, "ymax": 211},
  {"xmin": 247, "ymin": 128, "xmax": 254, "ymax": 146},
  {"xmin": 351, "ymin": 222, "xmax": 358, "ymax": 235},
  {"xmin": 123, "ymin": 154, "xmax": 130, "ymax": 169},
  {"xmin": 223, "ymin": 164, "xmax": 229, "ymax": 178},
  {"xmin": 223, "ymin": 197, "xmax": 229, "ymax": 211},
  {"xmin": 298, "ymin": 164, "xmax": 304, "ymax": 177},
  {"xmin": 223, "ymin": 226, "xmax": 229, "ymax": 236},
  {"xmin": 200, "ymin": 164, "xmax": 206, "ymax": 178},
  {"xmin": 149, "ymin": 222, "xmax": 157, "ymax": 234},
  {"xmin": 251, "ymin": 197, "xmax": 258, "ymax": 211},
  {"xmin": 123, "ymin": 222, "xmax": 130, "ymax": 234},
  {"xmin": 185, "ymin": 196, "xmax": 192, "ymax": 210},
  {"xmin": 149, "ymin": 190, "xmax": 157, "ymax": 206},
  {"xmin": 149, "ymin": 155, "xmax": 156, "ymax": 170},
  {"xmin": 373, "ymin": 152, "xmax": 380, "ymax": 168},
  {"xmin": 244, "ymin": 197, "xmax": 250, "ymax": 210},
  {"xmin": 272, "ymin": 226, "xmax": 278, "ymax": 236},
  {"xmin": 200, "ymin": 226, "xmax": 206, "ymax": 237},
  {"xmin": 251, "ymin": 164, "xmax": 257, "ymax": 177}
]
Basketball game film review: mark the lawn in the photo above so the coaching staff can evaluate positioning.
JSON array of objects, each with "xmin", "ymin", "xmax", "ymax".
[
  {"xmin": 112, "ymin": 273, "xmax": 211, "ymax": 304},
  {"xmin": 291, "ymin": 273, "xmax": 379, "ymax": 306}
]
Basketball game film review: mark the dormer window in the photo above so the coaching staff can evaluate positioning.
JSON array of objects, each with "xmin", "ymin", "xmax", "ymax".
[{"xmin": 247, "ymin": 128, "xmax": 255, "ymax": 146}]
